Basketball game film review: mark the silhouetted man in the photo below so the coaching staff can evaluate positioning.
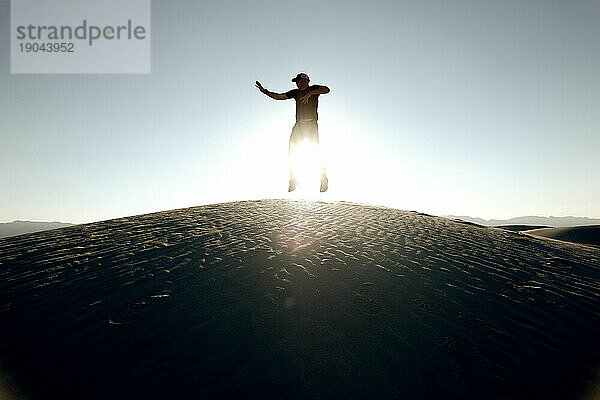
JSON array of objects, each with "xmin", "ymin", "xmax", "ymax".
[{"xmin": 256, "ymin": 73, "xmax": 330, "ymax": 192}]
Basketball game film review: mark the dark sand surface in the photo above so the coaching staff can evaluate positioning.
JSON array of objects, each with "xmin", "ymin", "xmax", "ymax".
[
  {"xmin": 523, "ymin": 225, "xmax": 600, "ymax": 248},
  {"xmin": 0, "ymin": 200, "xmax": 599, "ymax": 399}
]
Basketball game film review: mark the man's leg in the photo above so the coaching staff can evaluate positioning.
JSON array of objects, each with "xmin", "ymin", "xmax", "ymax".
[
  {"xmin": 318, "ymin": 145, "xmax": 327, "ymax": 179},
  {"xmin": 288, "ymin": 125, "xmax": 300, "ymax": 191},
  {"xmin": 319, "ymin": 151, "xmax": 328, "ymax": 192},
  {"xmin": 313, "ymin": 123, "xmax": 328, "ymax": 192}
]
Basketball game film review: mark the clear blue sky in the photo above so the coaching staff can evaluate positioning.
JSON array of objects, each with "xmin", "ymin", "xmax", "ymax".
[{"xmin": 1, "ymin": 0, "xmax": 599, "ymax": 223}]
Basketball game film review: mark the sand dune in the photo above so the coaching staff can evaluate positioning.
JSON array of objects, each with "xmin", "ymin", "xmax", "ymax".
[
  {"xmin": 495, "ymin": 225, "xmax": 551, "ymax": 232},
  {"xmin": 523, "ymin": 225, "xmax": 600, "ymax": 248},
  {"xmin": 0, "ymin": 200, "xmax": 599, "ymax": 399}
]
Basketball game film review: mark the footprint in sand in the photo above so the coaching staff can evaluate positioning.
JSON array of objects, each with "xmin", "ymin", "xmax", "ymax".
[
  {"xmin": 515, "ymin": 285, "xmax": 567, "ymax": 310},
  {"xmin": 449, "ymin": 361, "xmax": 515, "ymax": 400},
  {"xmin": 413, "ymin": 298, "xmax": 447, "ymax": 314},
  {"xmin": 437, "ymin": 335, "xmax": 512, "ymax": 395},
  {"xmin": 109, "ymin": 306, "xmax": 145, "ymax": 326},
  {"xmin": 453, "ymin": 312, "xmax": 503, "ymax": 337},
  {"xmin": 330, "ymin": 267, "xmax": 358, "ymax": 281},
  {"xmin": 358, "ymin": 282, "xmax": 384, "ymax": 298},
  {"xmin": 544, "ymin": 256, "xmax": 571, "ymax": 269},
  {"xmin": 353, "ymin": 292, "xmax": 382, "ymax": 315},
  {"xmin": 449, "ymin": 361, "xmax": 470, "ymax": 387},
  {"xmin": 538, "ymin": 297, "xmax": 567, "ymax": 310},
  {"xmin": 0, "ymin": 303, "xmax": 10, "ymax": 314},
  {"xmin": 109, "ymin": 291, "xmax": 171, "ymax": 325},
  {"xmin": 436, "ymin": 336, "xmax": 471, "ymax": 353}
]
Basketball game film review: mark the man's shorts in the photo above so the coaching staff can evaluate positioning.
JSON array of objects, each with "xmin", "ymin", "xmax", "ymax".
[{"xmin": 289, "ymin": 120, "xmax": 319, "ymax": 149}]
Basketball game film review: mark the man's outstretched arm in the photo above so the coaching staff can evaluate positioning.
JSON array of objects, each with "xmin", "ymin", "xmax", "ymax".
[
  {"xmin": 299, "ymin": 85, "xmax": 330, "ymax": 104},
  {"xmin": 311, "ymin": 85, "xmax": 330, "ymax": 95},
  {"xmin": 255, "ymin": 81, "xmax": 288, "ymax": 100}
]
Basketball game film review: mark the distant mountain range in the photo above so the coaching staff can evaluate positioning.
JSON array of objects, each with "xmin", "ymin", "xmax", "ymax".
[
  {"xmin": 0, "ymin": 221, "xmax": 75, "ymax": 238},
  {"xmin": 445, "ymin": 215, "xmax": 600, "ymax": 227}
]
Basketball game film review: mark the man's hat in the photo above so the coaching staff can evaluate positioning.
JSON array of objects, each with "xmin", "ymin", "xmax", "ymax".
[{"xmin": 292, "ymin": 73, "xmax": 310, "ymax": 82}]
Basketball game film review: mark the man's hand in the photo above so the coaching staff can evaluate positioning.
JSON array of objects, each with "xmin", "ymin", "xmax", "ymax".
[
  {"xmin": 299, "ymin": 86, "xmax": 330, "ymax": 103},
  {"xmin": 300, "ymin": 92, "xmax": 312, "ymax": 104},
  {"xmin": 256, "ymin": 81, "xmax": 288, "ymax": 100},
  {"xmin": 255, "ymin": 81, "xmax": 267, "ymax": 94}
]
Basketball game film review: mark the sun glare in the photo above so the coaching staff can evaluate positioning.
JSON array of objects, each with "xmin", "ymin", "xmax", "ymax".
[
  {"xmin": 239, "ymin": 114, "xmax": 420, "ymax": 207},
  {"xmin": 290, "ymin": 139, "xmax": 322, "ymax": 194}
]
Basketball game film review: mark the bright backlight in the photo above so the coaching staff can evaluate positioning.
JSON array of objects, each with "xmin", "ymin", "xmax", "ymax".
[{"xmin": 290, "ymin": 139, "xmax": 322, "ymax": 192}]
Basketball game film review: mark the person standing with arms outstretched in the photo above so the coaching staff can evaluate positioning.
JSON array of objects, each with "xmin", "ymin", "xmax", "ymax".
[{"xmin": 256, "ymin": 73, "xmax": 330, "ymax": 192}]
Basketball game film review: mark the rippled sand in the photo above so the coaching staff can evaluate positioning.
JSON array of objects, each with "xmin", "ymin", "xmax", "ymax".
[{"xmin": 0, "ymin": 200, "xmax": 599, "ymax": 399}]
